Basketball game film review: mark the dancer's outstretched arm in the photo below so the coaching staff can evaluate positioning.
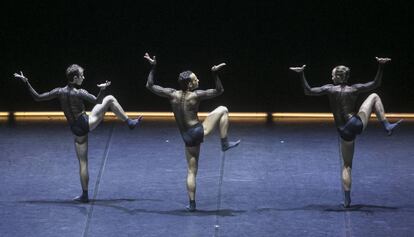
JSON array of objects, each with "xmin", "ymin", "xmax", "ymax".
[
  {"xmin": 14, "ymin": 71, "xmax": 59, "ymax": 101},
  {"xmin": 144, "ymin": 53, "xmax": 176, "ymax": 98},
  {"xmin": 352, "ymin": 57, "xmax": 391, "ymax": 93},
  {"xmin": 195, "ymin": 63, "xmax": 225, "ymax": 100},
  {"xmin": 290, "ymin": 65, "xmax": 332, "ymax": 96}
]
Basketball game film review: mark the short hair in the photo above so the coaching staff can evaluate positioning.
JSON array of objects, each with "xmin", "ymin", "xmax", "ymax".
[
  {"xmin": 333, "ymin": 65, "xmax": 350, "ymax": 80},
  {"xmin": 66, "ymin": 64, "xmax": 84, "ymax": 82},
  {"xmin": 178, "ymin": 70, "xmax": 193, "ymax": 91}
]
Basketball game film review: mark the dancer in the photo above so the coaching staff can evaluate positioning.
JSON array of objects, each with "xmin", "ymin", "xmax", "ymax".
[
  {"xmin": 144, "ymin": 53, "xmax": 240, "ymax": 211},
  {"xmin": 14, "ymin": 65, "xmax": 142, "ymax": 203},
  {"xmin": 290, "ymin": 57, "xmax": 401, "ymax": 208}
]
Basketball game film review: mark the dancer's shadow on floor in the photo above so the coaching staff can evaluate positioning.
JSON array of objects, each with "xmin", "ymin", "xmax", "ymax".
[
  {"xmin": 148, "ymin": 209, "xmax": 246, "ymax": 217},
  {"xmin": 93, "ymin": 200, "xmax": 245, "ymax": 217},
  {"xmin": 255, "ymin": 204, "xmax": 410, "ymax": 214},
  {"xmin": 18, "ymin": 199, "xmax": 90, "ymax": 215},
  {"xmin": 18, "ymin": 198, "xmax": 162, "ymax": 216},
  {"xmin": 324, "ymin": 204, "xmax": 399, "ymax": 213},
  {"xmin": 18, "ymin": 198, "xmax": 245, "ymax": 217}
]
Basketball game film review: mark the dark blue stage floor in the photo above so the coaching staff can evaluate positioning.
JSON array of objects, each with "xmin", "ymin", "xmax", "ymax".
[{"xmin": 1, "ymin": 119, "xmax": 413, "ymax": 237}]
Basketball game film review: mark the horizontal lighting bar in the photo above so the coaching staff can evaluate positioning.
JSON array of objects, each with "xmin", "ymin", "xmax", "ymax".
[
  {"xmin": 381, "ymin": 113, "xmax": 414, "ymax": 118},
  {"xmin": 0, "ymin": 112, "xmax": 10, "ymax": 121},
  {"xmin": 272, "ymin": 113, "xmax": 333, "ymax": 118},
  {"xmin": 11, "ymin": 111, "xmax": 268, "ymax": 118},
  {"xmin": 13, "ymin": 112, "xmax": 65, "ymax": 116},
  {"xmin": 4, "ymin": 112, "xmax": 414, "ymax": 120},
  {"xmin": 110, "ymin": 112, "xmax": 268, "ymax": 118},
  {"xmin": 272, "ymin": 112, "xmax": 414, "ymax": 118}
]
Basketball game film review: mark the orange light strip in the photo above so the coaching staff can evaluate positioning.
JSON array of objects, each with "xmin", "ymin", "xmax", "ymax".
[
  {"xmin": 6, "ymin": 111, "xmax": 414, "ymax": 120},
  {"xmin": 113, "ymin": 112, "xmax": 267, "ymax": 118},
  {"xmin": 0, "ymin": 112, "xmax": 10, "ymax": 121},
  {"xmin": 11, "ymin": 111, "xmax": 268, "ymax": 118},
  {"xmin": 13, "ymin": 112, "xmax": 65, "ymax": 117},
  {"xmin": 272, "ymin": 112, "xmax": 414, "ymax": 118},
  {"xmin": 382, "ymin": 113, "xmax": 414, "ymax": 118},
  {"xmin": 272, "ymin": 113, "xmax": 333, "ymax": 118}
]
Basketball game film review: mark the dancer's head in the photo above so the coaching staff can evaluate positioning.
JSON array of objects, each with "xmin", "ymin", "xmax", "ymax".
[
  {"xmin": 331, "ymin": 65, "xmax": 350, "ymax": 85},
  {"xmin": 178, "ymin": 70, "xmax": 199, "ymax": 91},
  {"xmin": 66, "ymin": 64, "xmax": 85, "ymax": 85}
]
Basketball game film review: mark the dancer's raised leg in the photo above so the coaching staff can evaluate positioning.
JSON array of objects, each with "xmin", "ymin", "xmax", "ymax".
[
  {"xmin": 88, "ymin": 95, "xmax": 141, "ymax": 131},
  {"xmin": 202, "ymin": 106, "xmax": 240, "ymax": 151},
  {"xmin": 357, "ymin": 93, "xmax": 402, "ymax": 135}
]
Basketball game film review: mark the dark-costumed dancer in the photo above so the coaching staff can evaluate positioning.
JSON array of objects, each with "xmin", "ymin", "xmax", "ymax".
[
  {"xmin": 14, "ymin": 65, "xmax": 142, "ymax": 202},
  {"xmin": 144, "ymin": 53, "xmax": 240, "ymax": 211},
  {"xmin": 290, "ymin": 57, "xmax": 401, "ymax": 208}
]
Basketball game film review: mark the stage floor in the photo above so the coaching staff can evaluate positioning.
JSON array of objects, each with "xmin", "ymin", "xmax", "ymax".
[{"xmin": 1, "ymin": 119, "xmax": 413, "ymax": 237}]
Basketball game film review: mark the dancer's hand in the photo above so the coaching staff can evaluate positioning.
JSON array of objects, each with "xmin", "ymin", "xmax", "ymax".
[
  {"xmin": 97, "ymin": 80, "xmax": 111, "ymax": 89},
  {"xmin": 13, "ymin": 71, "xmax": 28, "ymax": 83},
  {"xmin": 211, "ymin": 63, "xmax": 226, "ymax": 72},
  {"xmin": 376, "ymin": 57, "xmax": 391, "ymax": 64},
  {"xmin": 144, "ymin": 53, "xmax": 157, "ymax": 66},
  {"xmin": 289, "ymin": 65, "xmax": 306, "ymax": 73}
]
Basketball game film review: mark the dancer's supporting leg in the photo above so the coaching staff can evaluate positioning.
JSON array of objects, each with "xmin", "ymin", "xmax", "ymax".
[
  {"xmin": 202, "ymin": 106, "xmax": 240, "ymax": 151},
  {"xmin": 88, "ymin": 95, "xmax": 141, "ymax": 131},
  {"xmin": 73, "ymin": 135, "xmax": 89, "ymax": 202},
  {"xmin": 185, "ymin": 145, "xmax": 200, "ymax": 212},
  {"xmin": 340, "ymin": 138, "xmax": 354, "ymax": 208},
  {"xmin": 357, "ymin": 93, "xmax": 402, "ymax": 134}
]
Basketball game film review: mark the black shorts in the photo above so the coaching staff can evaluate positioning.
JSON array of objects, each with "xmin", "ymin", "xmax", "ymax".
[
  {"xmin": 181, "ymin": 123, "xmax": 204, "ymax": 147},
  {"xmin": 338, "ymin": 115, "xmax": 363, "ymax": 141},
  {"xmin": 70, "ymin": 113, "xmax": 90, "ymax": 136}
]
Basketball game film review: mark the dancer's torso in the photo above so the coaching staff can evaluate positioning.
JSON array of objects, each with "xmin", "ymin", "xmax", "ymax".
[
  {"xmin": 57, "ymin": 86, "xmax": 93, "ymax": 125},
  {"xmin": 169, "ymin": 90, "xmax": 201, "ymax": 131},
  {"xmin": 327, "ymin": 85, "xmax": 359, "ymax": 128}
]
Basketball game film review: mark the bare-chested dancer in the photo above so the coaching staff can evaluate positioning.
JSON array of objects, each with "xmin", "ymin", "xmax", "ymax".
[
  {"xmin": 144, "ymin": 53, "xmax": 240, "ymax": 211},
  {"xmin": 14, "ymin": 65, "xmax": 142, "ymax": 203},
  {"xmin": 290, "ymin": 57, "xmax": 401, "ymax": 208}
]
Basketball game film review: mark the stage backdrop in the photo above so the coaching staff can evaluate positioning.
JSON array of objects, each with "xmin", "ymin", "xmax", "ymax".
[{"xmin": 2, "ymin": 1, "xmax": 414, "ymax": 112}]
